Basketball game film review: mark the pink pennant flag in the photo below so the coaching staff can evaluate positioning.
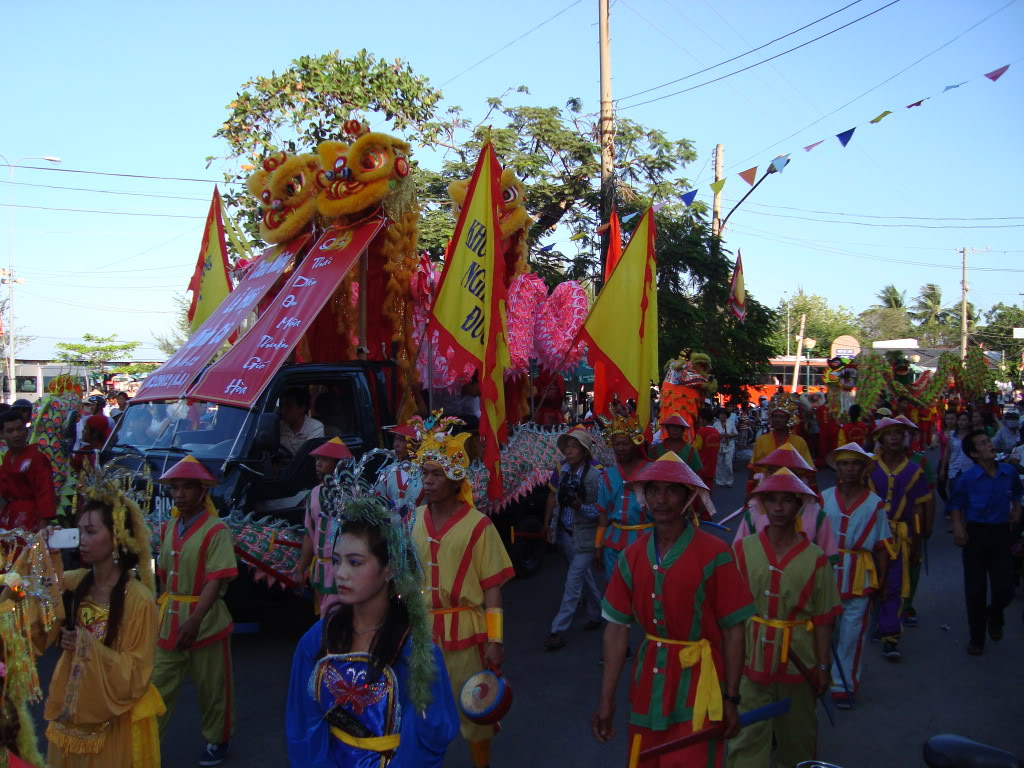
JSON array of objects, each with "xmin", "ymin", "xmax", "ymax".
[
  {"xmin": 985, "ymin": 64, "xmax": 1009, "ymax": 82},
  {"xmin": 906, "ymin": 99, "xmax": 926, "ymax": 108},
  {"xmin": 803, "ymin": 140, "xmax": 824, "ymax": 152},
  {"xmin": 738, "ymin": 167, "xmax": 758, "ymax": 186}
]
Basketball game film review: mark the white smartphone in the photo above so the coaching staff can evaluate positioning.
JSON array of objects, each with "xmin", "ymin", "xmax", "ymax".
[{"xmin": 48, "ymin": 528, "xmax": 80, "ymax": 550}]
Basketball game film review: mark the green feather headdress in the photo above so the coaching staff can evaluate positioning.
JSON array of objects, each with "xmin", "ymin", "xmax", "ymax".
[{"xmin": 320, "ymin": 454, "xmax": 434, "ymax": 714}]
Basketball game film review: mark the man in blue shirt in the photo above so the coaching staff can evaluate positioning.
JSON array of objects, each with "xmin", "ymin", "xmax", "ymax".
[{"xmin": 949, "ymin": 429, "xmax": 1022, "ymax": 656}]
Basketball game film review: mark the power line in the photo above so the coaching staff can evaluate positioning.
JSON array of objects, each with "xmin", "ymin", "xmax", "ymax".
[
  {"xmin": 1, "ymin": 202, "xmax": 204, "ymax": 219},
  {"xmin": 734, "ymin": 208, "xmax": 1024, "ymax": 229},
  {"xmin": 0, "ymin": 179, "xmax": 209, "ymax": 201},
  {"xmin": 729, "ymin": 199, "xmax": 1024, "ymax": 222},
  {"xmin": 12, "ymin": 165, "xmax": 228, "ymax": 185},
  {"xmin": 439, "ymin": 0, "xmax": 585, "ymax": 87},
  {"xmin": 19, "ymin": 290, "xmax": 177, "ymax": 314},
  {"xmin": 617, "ymin": 0, "xmax": 902, "ymax": 110}
]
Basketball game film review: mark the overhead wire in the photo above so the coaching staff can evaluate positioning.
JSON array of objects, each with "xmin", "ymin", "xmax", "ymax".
[
  {"xmin": 1, "ymin": 202, "xmax": 204, "ymax": 219},
  {"xmin": 731, "ymin": 208, "xmax": 1024, "ymax": 229},
  {"xmin": 12, "ymin": 165, "xmax": 227, "ymax": 185},
  {"xmin": 0, "ymin": 179, "xmax": 209, "ymax": 201}
]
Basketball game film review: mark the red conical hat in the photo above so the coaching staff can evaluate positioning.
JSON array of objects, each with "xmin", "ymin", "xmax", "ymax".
[
  {"xmin": 760, "ymin": 443, "xmax": 814, "ymax": 472},
  {"xmin": 661, "ymin": 413, "xmax": 690, "ymax": 428},
  {"xmin": 894, "ymin": 415, "xmax": 919, "ymax": 431},
  {"xmin": 387, "ymin": 424, "xmax": 417, "ymax": 439},
  {"xmin": 157, "ymin": 455, "xmax": 219, "ymax": 487},
  {"xmin": 750, "ymin": 467, "xmax": 815, "ymax": 499},
  {"xmin": 310, "ymin": 437, "xmax": 353, "ymax": 460},
  {"xmin": 872, "ymin": 417, "xmax": 908, "ymax": 436},
  {"xmin": 826, "ymin": 442, "xmax": 875, "ymax": 470},
  {"xmin": 628, "ymin": 452, "xmax": 709, "ymax": 492}
]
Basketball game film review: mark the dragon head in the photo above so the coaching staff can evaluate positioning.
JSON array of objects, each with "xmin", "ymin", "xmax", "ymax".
[
  {"xmin": 449, "ymin": 167, "xmax": 532, "ymax": 240},
  {"xmin": 316, "ymin": 122, "xmax": 413, "ymax": 221},
  {"xmin": 246, "ymin": 152, "xmax": 322, "ymax": 244}
]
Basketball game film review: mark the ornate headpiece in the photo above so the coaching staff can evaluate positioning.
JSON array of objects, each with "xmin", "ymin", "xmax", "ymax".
[
  {"xmin": 79, "ymin": 463, "xmax": 156, "ymax": 592},
  {"xmin": 410, "ymin": 411, "xmax": 471, "ymax": 482},
  {"xmin": 319, "ymin": 456, "xmax": 434, "ymax": 714},
  {"xmin": 600, "ymin": 413, "xmax": 645, "ymax": 445}
]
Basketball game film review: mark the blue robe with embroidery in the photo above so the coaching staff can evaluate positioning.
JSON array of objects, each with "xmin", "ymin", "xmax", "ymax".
[{"xmin": 286, "ymin": 619, "xmax": 459, "ymax": 767}]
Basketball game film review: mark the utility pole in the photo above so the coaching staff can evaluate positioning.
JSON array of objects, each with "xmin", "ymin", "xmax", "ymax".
[
  {"xmin": 790, "ymin": 313, "xmax": 807, "ymax": 393},
  {"xmin": 959, "ymin": 247, "xmax": 969, "ymax": 361},
  {"xmin": 711, "ymin": 143, "xmax": 724, "ymax": 237},
  {"xmin": 598, "ymin": 0, "xmax": 614, "ymax": 287}
]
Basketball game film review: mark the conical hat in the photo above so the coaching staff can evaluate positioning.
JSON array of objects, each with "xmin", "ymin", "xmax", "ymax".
[
  {"xmin": 826, "ymin": 442, "xmax": 875, "ymax": 470},
  {"xmin": 628, "ymin": 452, "xmax": 708, "ymax": 493},
  {"xmin": 310, "ymin": 437, "xmax": 353, "ymax": 460},
  {"xmin": 760, "ymin": 443, "xmax": 813, "ymax": 472},
  {"xmin": 894, "ymin": 415, "xmax": 919, "ymax": 431},
  {"xmin": 661, "ymin": 413, "xmax": 690, "ymax": 428},
  {"xmin": 750, "ymin": 467, "xmax": 816, "ymax": 499},
  {"xmin": 872, "ymin": 417, "xmax": 908, "ymax": 436},
  {"xmin": 157, "ymin": 455, "xmax": 219, "ymax": 487}
]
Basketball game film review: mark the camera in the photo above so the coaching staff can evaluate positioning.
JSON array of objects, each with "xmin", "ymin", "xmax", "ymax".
[{"xmin": 557, "ymin": 474, "xmax": 583, "ymax": 509}]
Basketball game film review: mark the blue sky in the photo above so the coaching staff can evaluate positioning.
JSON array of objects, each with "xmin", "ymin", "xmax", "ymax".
[{"xmin": 2, "ymin": 0, "xmax": 1021, "ymax": 361}]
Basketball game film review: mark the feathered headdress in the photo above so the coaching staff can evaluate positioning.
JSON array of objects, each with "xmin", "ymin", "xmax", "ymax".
[
  {"xmin": 599, "ymin": 412, "xmax": 645, "ymax": 445},
  {"xmin": 319, "ymin": 455, "xmax": 434, "ymax": 714},
  {"xmin": 409, "ymin": 410, "xmax": 471, "ymax": 482}
]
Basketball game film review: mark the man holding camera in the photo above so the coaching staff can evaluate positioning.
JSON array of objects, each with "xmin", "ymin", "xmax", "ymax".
[{"xmin": 544, "ymin": 426, "xmax": 605, "ymax": 651}]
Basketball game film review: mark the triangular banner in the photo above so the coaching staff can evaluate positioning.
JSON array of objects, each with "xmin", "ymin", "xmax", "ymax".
[
  {"xmin": 622, "ymin": 211, "xmax": 641, "ymax": 223},
  {"xmin": 906, "ymin": 99, "xmax": 926, "ymax": 108},
  {"xmin": 538, "ymin": 243, "xmax": 555, "ymax": 252},
  {"xmin": 985, "ymin": 64, "xmax": 1009, "ymax": 82},
  {"xmin": 803, "ymin": 141, "xmax": 824, "ymax": 152},
  {"xmin": 604, "ymin": 207, "xmax": 623, "ymax": 279},
  {"xmin": 188, "ymin": 186, "xmax": 233, "ymax": 334},
  {"xmin": 869, "ymin": 110, "xmax": 892, "ymax": 124},
  {"xmin": 727, "ymin": 250, "xmax": 746, "ymax": 322},
  {"xmin": 570, "ymin": 231, "xmax": 587, "ymax": 241},
  {"xmin": 738, "ymin": 167, "xmax": 758, "ymax": 186},
  {"xmin": 709, "ymin": 178, "xmax": 727, "ymax": 195},
  {"xmin": 680, "ymin": 189, "xmax": 698, "ymax": 207},
  {"xmin": 770, "ymin": 154, "xmax": 790, "ymax": 173},
  {"xmin": 836, "ymin": 128, "xmax": 856, "ymax": 147},
  {"xmin": 943, "ymin": 82, "xmax": 966, "ymax": 92},
  {"xmin": 652, "ymin": 202, "xmax": 667, "ymax": 212}
]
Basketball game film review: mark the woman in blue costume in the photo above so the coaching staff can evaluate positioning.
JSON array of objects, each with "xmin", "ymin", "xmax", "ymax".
[
  {"xmin": 596, "ymin": 414, "xmax": 652, "ymax": 581},
  {"xmin": 286, "ymin": 464, "xmax": 459, "ymax": 767}
]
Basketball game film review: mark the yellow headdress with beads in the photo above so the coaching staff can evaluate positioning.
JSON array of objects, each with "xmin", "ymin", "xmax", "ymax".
[
  {"xmin": 410, "ymin": 410, "xmax": 474, "ymax": 506},
  {"xmin": 600, "ymin": 412, "xmax": 645, "ymax": 445}
]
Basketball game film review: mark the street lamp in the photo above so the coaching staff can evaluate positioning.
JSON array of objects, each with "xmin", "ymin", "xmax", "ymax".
[{"xmin": 0, "ymin": 153, "xmax": 62, "ymax": 399}]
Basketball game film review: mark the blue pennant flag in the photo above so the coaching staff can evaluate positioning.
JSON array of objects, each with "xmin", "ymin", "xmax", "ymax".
[
  {"xmin": 538, "ymin": 243, "xmax": 555, "ymax": 252},
  {"xmin": 680, "ymin": 189, "xmax": 698, "ymax": 207},
  {"xmin": 836, "ymin": 128, "xmax": 856, "ymax": 147},
  {"xmin": 621, "ymin": 211, "xmax": 640, "ymax": 223}
]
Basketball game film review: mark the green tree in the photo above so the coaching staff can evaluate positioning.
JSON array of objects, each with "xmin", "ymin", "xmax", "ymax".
[
  {"xmin": 153, "ymin": 294, "xmax": 192, "ymax": 357},
  {"xmin": 975, "ymin": 303, "xmax": 1024, "ymax": 384},
  {"xmin": 54, "ymin": 334, "xmax": 142, "ymax": 378},
  {"xmin": 771, "ymin": 291, "xmax": 860, "ymax": 356},
  {"xmin": 857, "ymin": 307, "xmax": 914, "ymax": 342},
  {"xmin": 873, "ymin": 284, "xmax": 907, "ymax": 309},
  {"xmin": 910, "ymin": 283, "xmax": 950, "ymax": 346}
]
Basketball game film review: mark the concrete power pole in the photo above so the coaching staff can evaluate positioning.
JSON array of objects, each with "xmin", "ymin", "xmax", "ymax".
[
  {"xmin": 598, "ymin": 0, "xmax": 614, "ymax": 287},
  {"xmin": 959, "ymin": 247, "xmax": 969, "ymax": 360},
  {"xmin": 711, "ymin": 143, "xmax": 724, "ymax": 237},
  {"xmin": 790, "ymin": 312, "xmax": 807, "ymax": 393}
]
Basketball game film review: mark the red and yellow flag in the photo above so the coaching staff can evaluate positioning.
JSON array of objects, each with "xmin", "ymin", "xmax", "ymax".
[
  {"xmin": 188, "ymin": 186, "xmax": 233, "ymax": 333},
  {"xmin": 427, "ymin": 143, "xmax": 510, "ymax": 501},
  {"xmin": 728, "ymin": 250, "xmax": 746, "ymax": 322},
  {"xmin": 604, "ymin": 206, "xmax": 623, "ymax": 280},
  {"xmin": 583, "ymin": 209, "xmax": 658, "ymax": 433}
]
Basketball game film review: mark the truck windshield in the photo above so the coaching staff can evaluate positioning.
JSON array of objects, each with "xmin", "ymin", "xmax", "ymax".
[{"xmin": 110, "ymin": 401, "xmax": 250, "ymax": 460}]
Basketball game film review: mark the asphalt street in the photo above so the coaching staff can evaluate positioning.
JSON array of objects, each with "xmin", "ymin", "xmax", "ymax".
[{"xmin": 31, "ymin": 445, "xmax": 1024, "ymax": 767}]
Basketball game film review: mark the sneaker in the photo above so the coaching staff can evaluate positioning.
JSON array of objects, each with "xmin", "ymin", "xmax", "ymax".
[
  {"xmin": 881, "ymin": 638, "xmax": 902, "ymax": 662},
  {"xmin": 831, "ymin": 692, "xmax": 854, "ymax": 710},
  {"xmin": 199, "ymin": 743, "xmax": 229, "ymax": 766},
  {"xmin": 902, "ymin": 614, "xmax": 919, "ymax": 628}
]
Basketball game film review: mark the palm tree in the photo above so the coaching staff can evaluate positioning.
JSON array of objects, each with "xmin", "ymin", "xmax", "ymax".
[
  {"xmin": 874, "ymin": 284, "xmax": 906, "ymax": 309},
  {"xmin": 910, "ymin": 284, "xmax": 948, "ymax": 325}
]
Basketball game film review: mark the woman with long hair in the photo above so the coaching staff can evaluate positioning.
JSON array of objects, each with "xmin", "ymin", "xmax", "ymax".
[
  {"xmin": 940, "ymin": 411, "xmax": 974, "ymax": 502},
  {"xmin": 43, "ymin": 475, "xmax": 164, "ymax": 767},
  {"xmin": 286, "ymin": 479, "xmax": 458, "ymax": 767}
]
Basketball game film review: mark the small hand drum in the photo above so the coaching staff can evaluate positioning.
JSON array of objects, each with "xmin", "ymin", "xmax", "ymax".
[{"xmin": 459, "ymin": 670, "xmax": 513, "ymax": 725}]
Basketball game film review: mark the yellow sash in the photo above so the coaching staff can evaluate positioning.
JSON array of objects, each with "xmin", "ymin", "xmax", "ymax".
[
  {"xmin": 881, "ymin": 521, "xmax": 912, "ymax": 598},
  {"xmin": 330, "ymin": 726, "xmax": 400, "ymax": 752},
  {"xmin": 644, "ymin": 634, "xmax": 721, "ymax": 731},
  {"xmin": 838, "ymin": 549, "xmax": 879, "ymax": 596},
  {"xmin": 750, "ymin": 616, "xmax": 813, "ymax": 665},
  {"xmin": 612, "ymin": 522, "xmax": 655, "ymax": 531},
  {"xmin": 130, "ymin": 685, "xmax": 166, "ymax": 768},
  {"xmin": 156, "ymin": 593, "xmax": 200, "ymax": 626},
  {"xmin": 429, "ymin": 605, "xmax": 473, "ymax": 615}
]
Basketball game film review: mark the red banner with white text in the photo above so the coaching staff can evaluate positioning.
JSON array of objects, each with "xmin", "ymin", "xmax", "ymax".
[
  {"xmin": 134, "ymin": 234, "xmax": 310, "ymax": 402},
  {"xmin": 187, "ymin": 218, "xmax": 383, "ymax": 408}
]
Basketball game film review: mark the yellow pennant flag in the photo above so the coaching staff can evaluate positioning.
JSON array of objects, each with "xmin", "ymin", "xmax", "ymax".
[
  {"xmin": 427, "ymin": 142, "xmax": 510, "ymax": 501},
  {"xmin": 582, "ymin": 209, "xmax": 658, "ymax": 434},
  {"xmin": 188, "ymin": 187, "xmax": 233, "ymax": 333},
  {"xmin": 728, "ymin": 250, "xmax": 747, "ymax": 322}
]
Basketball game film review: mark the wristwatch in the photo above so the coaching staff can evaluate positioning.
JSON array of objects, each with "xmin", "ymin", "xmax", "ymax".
[{"xmin": 723, "ymin": 693, "xmax": 741, "ymax": 705}]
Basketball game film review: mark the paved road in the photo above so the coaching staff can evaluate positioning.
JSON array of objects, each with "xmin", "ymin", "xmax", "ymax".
[{"xmin": 32, "ymin": 446, "xmax": 1024, "ymax": 766}]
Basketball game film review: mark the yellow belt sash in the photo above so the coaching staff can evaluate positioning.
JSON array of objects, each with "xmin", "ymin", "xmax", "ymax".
[
  {"xmin": 881, "ymin": 521, "xmax": 912, "ymax": 598},
  {"xmin": 612, "ymin": 522, "xmax": 655, "ymax": 531},
  {"xmin": 429, "ymin": 605, "xmax": 473, "ymax": 615},
  {"xmin": 330, "ymin": 726, "xmax": 400, "ymax": 752},
  {"xmin": 750, "ymin": 616, "xmax": 813, "ymax": 665},
  {"xmin": 643, "ymin": 634, "xmax": 721, "ymax": 731},
  {"xmin": 156, "ymin": 593, "xmax": 200, "ymax": 626},
  {"xmin": 838, "ymin": 549, "xmax": 879, "ymax": 595}
]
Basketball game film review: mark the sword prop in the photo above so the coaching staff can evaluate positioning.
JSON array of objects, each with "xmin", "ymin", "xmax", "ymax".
[
  {"xmin": 716, "ymin": 505, "xmax": 747, "ymax": 526},
  {"xmin": 637, "ymin": 699, "xmax": 792, "ymax": 761},
  {"xmin": 699, "ymin": 520, "xmax": 730, "ymax": 533},
  {"xmin": 787, "ymin": 648, "xmax": 836, "ymax": 727},
  {"xmin": 830, "ymin": 639, "xmax": 854, "ymax": 706}
]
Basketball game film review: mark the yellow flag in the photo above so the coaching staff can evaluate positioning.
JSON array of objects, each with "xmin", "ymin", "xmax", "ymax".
[
  {"xmin": 427, "ymin": 143, "xmax": 509, "ymax": 500},
  {"xmin": 188, "ymin": 187, "xmax": 233, "ymax": 333},
  {"xmin": 583, "ymin": 209, "xmax": 658, "ymax": 434}
]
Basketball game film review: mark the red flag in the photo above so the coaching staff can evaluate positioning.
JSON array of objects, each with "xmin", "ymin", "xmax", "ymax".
[
  {"xmin": 604, "ymin": 207, "xmax": 623, "ymax": 279},
  {"xmin": 728, "ymin": 251, "xmax": 747, "ymax": 322},
  {"xmin": 985, "ymin": 64, "xmax": 1009, "ymax": 82}
]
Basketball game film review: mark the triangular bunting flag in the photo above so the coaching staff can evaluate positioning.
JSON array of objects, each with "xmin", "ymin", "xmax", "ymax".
[
  {"xmin": 680, "ymin": 189, "xmax": 698, "ymax": 207},
  {"xmin": 943, "ymin": 82, "xmax": 966, "ymax": 92},
  {"xmin": 869, "ymin": 110, "xmax": 892, "ymax": 124},
  {"xmin": 622, "ymin": 211, "xmax": 641, "ymax": 223},
  {"xmin": 652, "ymin": 202, "xmax": 667, "ymax": 212},
  {"xmin": 770, "ymin": 154, "xmax": 790, "ymax": 173},
  {"xmin": 596, "ymin": 222, "xmax": 611, "ymax": 235},
  {"xmin": 709, "ymin": 178, "xmax": 727, "ymax": 195},
  {"xmin": 906, "ymin": 99, "xmax": 926, "ymax": 108},
  {"xmin": 738, "ymin": 167, "xmax": 758, "ymax": 186},
  {"xmin": 538, "ymin": 243, "xmax": 555, "ymax": 252},
  {"xmin": 836, "ymin": 128, "xmax": 856, "ymax": 147},
  {"xmin": 803, "ymin": 141, "xmax": 824, "ymax": 152},
  {"xmin": 570, "ymin": 231, "xmax": 587, "ymax": 241},
  {"xmin": 985, "ymin": 64, "xmax": 1009, "ymax": 82}
]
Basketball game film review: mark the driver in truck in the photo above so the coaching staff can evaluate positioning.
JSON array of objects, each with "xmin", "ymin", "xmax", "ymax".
[{"xmin": 278, "ymin": 387, "xmax": 324, "ymax": 455}]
